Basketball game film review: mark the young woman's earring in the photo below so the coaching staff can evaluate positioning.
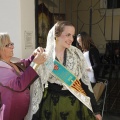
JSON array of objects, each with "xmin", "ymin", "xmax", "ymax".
[{"xmin": 55, "ymin": 37, "xmax": 58, "ymax": 42}]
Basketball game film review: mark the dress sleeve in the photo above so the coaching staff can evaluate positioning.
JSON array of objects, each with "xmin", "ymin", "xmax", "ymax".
[
  {"xmin": 20, "ymin": 55, "xmax": 35, "ymax": 68},
  {"xmin": 80, "ymin": 80, "xmax": 100, "ymax": 114},
  {"xmin": 0, "ymin": 66, "xmax": 39, "ymax": 92},
  {"xmin": 89, "ymin": 48, "xmax": 100, "ymax": 70},
  {"xmin": 75, "ymin": 48, "xmax": 100, "ymax": 114}
]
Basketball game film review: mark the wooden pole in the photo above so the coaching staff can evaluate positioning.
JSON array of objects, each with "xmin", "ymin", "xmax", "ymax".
[
  {"xmin": 111, "ymin": 0, "xmax": 114, "ymax": 42},
  {"xmin": 89, "ymin": 0, "xmax": 92, "ymax": 37},
  {"xmin": 77, "ymin": 0, "xmax": 78, "ymax": 34},
  {"xmin": 70, "ymin": 0, "xmax": 72, "ymax": 22},
  {"xmin": 89, "ymin": 7, "xmax": 92, "ymax": 37},
  {"xmin": 119, "ymin": 20, "xmax": 120, "ymax": 40}
]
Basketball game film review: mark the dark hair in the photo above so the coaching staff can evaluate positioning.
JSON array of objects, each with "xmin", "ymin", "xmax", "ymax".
[
  {"xmin": 77, "ymin": 31, "xmax": 96, "ymax": 50},
  {"xmin": 55, "ymin": 21, "xmax": 74, "ymax": 37}
]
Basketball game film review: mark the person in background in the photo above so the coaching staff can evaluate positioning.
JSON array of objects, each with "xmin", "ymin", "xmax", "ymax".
[
  {"xmin": 77, "ymin": 32, "xmax": 100, "ymax": 87},
  {"xmin": 0, "ymin": 33, "xmax": 47, "ymax": 120},
  {"xmin": 25, "ymin": 21, "xmax": 102, "ymax": 120}
]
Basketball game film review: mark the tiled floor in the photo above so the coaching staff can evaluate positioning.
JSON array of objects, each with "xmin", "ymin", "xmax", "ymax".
[
  {"xmin": 98, "ymin": 65, "xmax": 120, "ymax": 120},
  {"xmin": 103, "ymin": 113, "xmax": 120, "ymax": 120},
  {"xmin": 102, "ymin": 78, "xmax": 120, "ymax": 120}
]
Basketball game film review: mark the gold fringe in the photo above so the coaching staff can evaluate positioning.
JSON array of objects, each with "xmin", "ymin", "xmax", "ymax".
[{"xmin": 71, "ymin": 79, "xmax": 86, "ymax": 95}]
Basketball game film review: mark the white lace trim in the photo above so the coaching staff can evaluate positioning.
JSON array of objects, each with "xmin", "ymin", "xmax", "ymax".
[
  {"xmin": 24, "ymin": 78, "xmax": 43, "ymax": 120},
  {"xmin": 24, "ymin": 25, "xmax": 56, "ymax": 120}
]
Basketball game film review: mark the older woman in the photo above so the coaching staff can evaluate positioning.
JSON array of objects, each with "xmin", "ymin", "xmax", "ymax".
[{"xmin": 0, "ymin": 33, "xmax": 46, "ymax": 120}]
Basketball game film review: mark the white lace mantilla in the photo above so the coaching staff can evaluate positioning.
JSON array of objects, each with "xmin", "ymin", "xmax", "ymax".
[
  {"xmin": 24, "ymin": 25, "xmax": 93, "ymax": 120},
  {"xmin": 24, "ymin": 24, "xmax": 56, "ymax": 120}
]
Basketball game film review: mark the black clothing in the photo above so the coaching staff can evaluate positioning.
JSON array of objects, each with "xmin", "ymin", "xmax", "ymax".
[{"xmin": 89, "ymin": 46, "xmax": 100, "ymax": 82}]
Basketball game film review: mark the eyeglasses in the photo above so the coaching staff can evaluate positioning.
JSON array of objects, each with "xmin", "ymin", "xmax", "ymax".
[{"xmin": 5, "ymin": 43, "xmax": 14, "ymax": 48}]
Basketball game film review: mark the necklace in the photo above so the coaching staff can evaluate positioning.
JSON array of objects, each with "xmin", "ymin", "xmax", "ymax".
[
  {"xmin": 56, "ymin": 49, "xmax": 67, "ymax": 65},
  {"xmin": 56, "ymin": 50, "xmax": 64, "ymax": 63},
  {"xmin": 56, "ymin": 55, "xmax": 63, "ymax": 63}
]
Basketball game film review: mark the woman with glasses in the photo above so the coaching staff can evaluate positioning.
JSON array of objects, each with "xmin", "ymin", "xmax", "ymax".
[
  {"xmin": 0, "ymin": 33, "xmax": 47, "ymax": 120},
  {"xmin": 77, "ymin": 32, "xmax": 100, "ymax": 87}
]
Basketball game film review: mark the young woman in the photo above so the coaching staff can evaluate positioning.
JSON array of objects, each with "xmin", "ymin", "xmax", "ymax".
[
  {"xmin": 25, "ymin": 21, "xmax": 102, "ymax": 120},
  {"xmin": 77, "ymin": 32, "xmax": 100, "ymax": 87}
]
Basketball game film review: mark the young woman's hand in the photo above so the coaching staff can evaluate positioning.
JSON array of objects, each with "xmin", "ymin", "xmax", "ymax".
[{"xmin": 95, "ymin": 114, "xmax": 102, "ymax": 120}]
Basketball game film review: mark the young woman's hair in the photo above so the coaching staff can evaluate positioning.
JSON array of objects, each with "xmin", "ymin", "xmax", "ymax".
[
  {"xmin": 55, "ymin": 21, "xmax": 74, "ymax": 37},
  {"xmin": 77, "ymin": 31, "xmax": 96, "ymax": 50}
]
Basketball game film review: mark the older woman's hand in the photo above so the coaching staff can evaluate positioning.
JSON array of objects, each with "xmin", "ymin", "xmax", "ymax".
[
  {"xmin": 33, "ymin": 47, "xmax": 45, "ymax": 56},
  {"xmin": 33, "ymin": 52, "xmax": 47, "ymax": 65}
]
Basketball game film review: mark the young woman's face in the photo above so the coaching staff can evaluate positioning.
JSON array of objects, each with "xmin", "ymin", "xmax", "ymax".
[
  {"xmin": 77, "ymin": 36, "xmax": 82, "ymax": 48},
  {"xmin": 57, "ymin": 26, "xmax": 75, "ymax": 48}
]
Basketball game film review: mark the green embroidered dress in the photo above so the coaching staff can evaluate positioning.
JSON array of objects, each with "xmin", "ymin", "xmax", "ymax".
[{"xmin": 32, "ymin": 46, "xmax": 99, "ymax": 120}]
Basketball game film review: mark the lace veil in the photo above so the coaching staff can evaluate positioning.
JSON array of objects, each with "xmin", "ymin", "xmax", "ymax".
[{"xmin": 24, "ymin": 24, "xmax": 56, "ymax": 120}]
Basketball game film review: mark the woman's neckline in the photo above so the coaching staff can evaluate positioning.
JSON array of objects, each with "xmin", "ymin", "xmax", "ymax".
[
  {"xmin": 0, "ymin": 59, "xmax": 13, "ymax": 67},
  {"xmin": 56, "ymin": 49, "xmax": 67, "ymax": 65},
  {"xmin": 0, "ymin": 59, "xmax": 21, "ymax": 75}
]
